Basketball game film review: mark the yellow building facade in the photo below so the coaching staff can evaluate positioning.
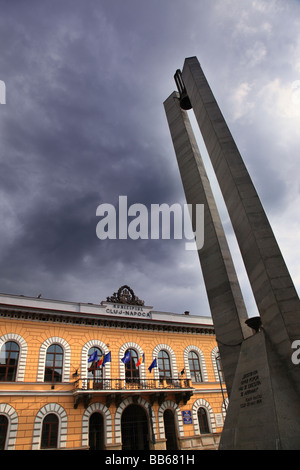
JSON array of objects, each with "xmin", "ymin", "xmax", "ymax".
[{"xmin": 0, "ymin": 286, "xmax": 227, "ymax": 451}]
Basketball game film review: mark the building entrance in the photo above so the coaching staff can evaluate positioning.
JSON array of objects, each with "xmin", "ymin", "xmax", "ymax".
[
  {"xmin": 121, "ymin": 404, "xmax": 149, "ymax": 450},
  {"xmin": 164, "ymin": 409, "xmax": 178, "ymax": 450},
  {"xmin": 89, "ymin": 412, "xmax": 104, "ymax": 450}
]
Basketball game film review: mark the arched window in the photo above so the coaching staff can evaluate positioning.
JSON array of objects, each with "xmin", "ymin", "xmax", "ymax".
[
  {"xmin": 32, "ymin": 403, "xmax": 67, "ymax": 450},
  {"xmin": 125, "ymin": 349, "xmax": 139, "ymax": 384},
  {"xmin": 0, "ymin": 415, "xmax": 8, "ymax": 450},
  {"xmin": 0, "ymin": 341, "xmax": 20, "ymax": 382},
  {"xmin": 41, "ymin": 414, "xmax": 59, "ymax": 449},
  {"xmin": 158, "ymin": 350, "xmax": 172, "ymax": 384},
  {"xmin": 44, "ymin": 344, "xmax": 63, "ymax": 382},
  {"xmin": 188, "ymin": 351, "xmax": 202, "ymax": 383},
  {"xmin": 198, "ymin": 407, "xmax": 210, "ymax": 434}
]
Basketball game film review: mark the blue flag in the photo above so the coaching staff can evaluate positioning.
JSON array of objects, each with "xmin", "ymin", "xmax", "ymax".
[
  {"xmin": 148, "ymin": 358, "xmax": 157, "ymax": 373},
  {"xmin": 121, "ymin": 350, "xmax": 131, "ymax": 364},
  {"xmin": 88, "ymin": 350, "xmax": 98, "ymax": 363},
  {"xmin": 103, "ymin": 351, "xmax": 111, "ymax": 367}
]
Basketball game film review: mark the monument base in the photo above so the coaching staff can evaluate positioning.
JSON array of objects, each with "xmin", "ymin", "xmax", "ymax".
[{"xmin": 219, "ymin": 328, "xmax": 300, "ymax": 450}]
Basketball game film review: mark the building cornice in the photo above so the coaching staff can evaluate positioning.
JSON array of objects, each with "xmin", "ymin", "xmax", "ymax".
[{"xmin": 0, "ymin": 293, "xmax": 214, "ymax": 336}]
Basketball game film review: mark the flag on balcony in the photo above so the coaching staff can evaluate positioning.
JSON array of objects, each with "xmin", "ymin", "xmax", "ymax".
[
  {"xmin": 103, "ymin": 351, "xmax": 111, "ymax": 367},
  {"xmin": 97, "ymin": 355, "xmax": 104, "ymax": 367},
  {"xmin": 148, "ymin": 358, "xmax": 157, "ymax": 373},
  {"xmin": 136, "ymin": 353, "xmax": 145, "ymax": 367},
  {"xmin": 88, "ymin": 350, "xmax": 98, "ymax": 363},
  {"xmin": 121, "ymin": 350, "xmax": 131, "ymax": 364}
]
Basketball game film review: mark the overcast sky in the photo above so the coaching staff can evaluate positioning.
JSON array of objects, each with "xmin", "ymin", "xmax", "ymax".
[{"xmin": 0, "ymin": 0, "xmax": 299, "ymax": 317}]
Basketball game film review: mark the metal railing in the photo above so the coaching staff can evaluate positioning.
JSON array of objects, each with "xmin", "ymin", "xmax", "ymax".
[{"xmin": 73, "ymin": 377, "xmax": 192, "ymax": 391}]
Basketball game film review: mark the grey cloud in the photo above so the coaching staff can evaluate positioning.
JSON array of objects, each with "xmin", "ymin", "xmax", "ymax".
[{"xmin": 0, "ymin": 0, "xmax": 299, "ymax": 315}]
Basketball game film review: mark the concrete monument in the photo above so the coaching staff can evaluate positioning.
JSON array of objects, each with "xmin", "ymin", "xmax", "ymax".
[
  {"xmin": 164, "ymin": 57, "xmax": 300, "ymax": 449},
  {"xmin": 164, "ymin": 89, "xmax": 251, "ymax": 398}
]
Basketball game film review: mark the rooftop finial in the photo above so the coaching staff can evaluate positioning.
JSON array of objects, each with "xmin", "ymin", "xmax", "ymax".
[{"xmin": 106, "ymin": 285, "xmax": 144, "ymax": 306}]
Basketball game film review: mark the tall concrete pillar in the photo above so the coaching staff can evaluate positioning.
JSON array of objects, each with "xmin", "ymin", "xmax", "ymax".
[
  {"xmin": 164, "ymin": 92, "xmax": 250, "ymax": 397},
  {"xmin": 181, "ymin": 57, "xmax": 300, "ymax": 374},
  {"xmin": 164, "ymin": 58, "xmax": 300, "ymax": 448}
]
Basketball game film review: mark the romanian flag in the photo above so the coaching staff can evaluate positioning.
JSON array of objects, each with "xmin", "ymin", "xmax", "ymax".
[
  {"xmin": 97, "ymin": 355, "xmax": 104, "ymax": 367},
  {"xmin": 136, "ymin": 353, "xmax": 145, "ymax": 367},
  {"xmin": 97, "ymin": 352, "xmax": 111, "ymax": 367}
]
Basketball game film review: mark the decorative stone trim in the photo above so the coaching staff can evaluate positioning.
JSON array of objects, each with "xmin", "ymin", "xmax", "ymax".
[
  {"xmin": 0, "ymin": 403, "xmax": 18, "ymax": 450},
  {"xmin": 0, "ymin": 307, "xmax": 215, "ymax": 336},
  {"xmin": 192, "ymin": 398, "xmax": 216, "ymax": 434},
  {"xmin": 152, "ymin": 344, "xmax": 178, "ymax": 381},
  {"xmin": 0, "ymin": 333, "xmax": 27, "ymax": 381},
  {"xmin": 81, "ymin": 340, "xmax": 111, "ymax": 380},
  {"xmin": 36, "ymin": 337, "xmax": 71, "ymax": 382},
  {"xmin": 32, "ymin": 403, "xmax": 67, "ymax": 449},
  {"xmin": 119, "ymin": 342, "xmax": 146, "ymax": 381},
  {"xmin": 114, "ymin": 396, "xmax": 156, "ymax": 445},
  {"xmin": 183, "ymin": 345, "xmax": 208, "ymax": 382},
  {"xmin": 82, "ymin": 402, "xmax": 112, "ymax": 448},
  {"xmin": 157, "ymin": 400, "xmax": 184, "ymax": 439}
]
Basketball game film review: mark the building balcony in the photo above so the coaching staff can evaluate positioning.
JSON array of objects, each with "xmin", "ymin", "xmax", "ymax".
[{"xmin": 73, "ymin": 377, "xmax": 194, "ymax": 409}]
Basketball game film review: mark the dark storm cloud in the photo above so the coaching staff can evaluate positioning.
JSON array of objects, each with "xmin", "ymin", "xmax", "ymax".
[{"xmin": 0, "ymin": 0, "xmax": 299, "ymax": 315}]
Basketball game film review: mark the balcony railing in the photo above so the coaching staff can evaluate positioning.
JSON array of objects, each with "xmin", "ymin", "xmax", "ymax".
[
  {"xmin": 74, "ymin": 377, "xmax": 193, "ymax": 391},
  {"xmin": 73, "ymin": 377, "xmax": 195, "ymax": 408}
]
